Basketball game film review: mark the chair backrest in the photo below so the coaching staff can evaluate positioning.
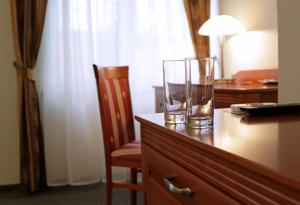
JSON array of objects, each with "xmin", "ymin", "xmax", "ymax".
[{"xmin": 93, "ymin": 65, "xmax": 135, "ymax": 156}]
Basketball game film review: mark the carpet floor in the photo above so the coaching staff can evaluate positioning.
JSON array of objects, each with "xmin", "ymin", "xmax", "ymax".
[{"xmin": 0, "ymin": 183, "xmax": 143, "ymax": 205}]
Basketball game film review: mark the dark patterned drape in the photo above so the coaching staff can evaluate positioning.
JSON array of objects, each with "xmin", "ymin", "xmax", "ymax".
[
  {"xmin": 10, "ymin": 0, "xmax": 47, "ymax": 193},
  {"xmin": 183, "ymin": 0, "xmax": 210, "ymax": 58}
]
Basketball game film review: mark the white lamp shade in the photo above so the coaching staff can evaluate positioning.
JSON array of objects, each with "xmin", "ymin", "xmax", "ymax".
[{"xmin": 198, "ymin": 15, "xmax": 246, "ymax": 36}]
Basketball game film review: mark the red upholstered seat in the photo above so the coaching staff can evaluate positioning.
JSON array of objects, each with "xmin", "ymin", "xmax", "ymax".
[
  {"xmin": 93, "ymin": 65, "xmax": 142, "ymax": 205},
  {"xmin": 111, "ymin": 140, "xmax": 141, "ymax": 161}
]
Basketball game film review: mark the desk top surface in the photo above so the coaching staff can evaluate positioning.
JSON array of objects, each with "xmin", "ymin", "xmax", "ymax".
[{"xmin": 135, "ymin": 109, "xmax": 300, "ymax": 184}]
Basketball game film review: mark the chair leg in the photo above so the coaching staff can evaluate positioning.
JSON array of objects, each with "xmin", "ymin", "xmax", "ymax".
[
  {"xmin": 106, "ymin": 167, "xmax": 113, "ymax": 205},
  {"xmin": 130, "ymin": 168, "xmax": 137, "ymax": 205},
  {"xmin": 144, "ymin": 192, "xmax": 147, "ymax": 205}
]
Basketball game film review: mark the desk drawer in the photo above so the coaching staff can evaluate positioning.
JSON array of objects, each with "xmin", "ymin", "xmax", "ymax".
[{"xmin": 142, "ymin": 143, "xmax": 239, "ymax": 205}]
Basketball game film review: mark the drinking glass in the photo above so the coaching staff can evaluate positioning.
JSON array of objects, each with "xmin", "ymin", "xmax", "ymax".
[
  {"xmin": 186, "ymin": 57, "xmax": 215, "ymax": 128},
  {"xmin": 163, "ymin": 60, "xmax": 186, "ymax": 124}
]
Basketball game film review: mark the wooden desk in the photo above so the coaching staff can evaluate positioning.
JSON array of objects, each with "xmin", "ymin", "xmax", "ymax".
[
  {"xmin": 153, "ymin": 84, "xmax": 278, "ymax": 112},
  {"xmin": 135, "ymin": 110, "xmax": 300, "ymax": 204}
]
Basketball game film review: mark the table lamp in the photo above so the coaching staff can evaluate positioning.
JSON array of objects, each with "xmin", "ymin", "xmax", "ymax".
[{"xmin": 198, "ymin": 15, "xmax": 246, "ymax": 79}]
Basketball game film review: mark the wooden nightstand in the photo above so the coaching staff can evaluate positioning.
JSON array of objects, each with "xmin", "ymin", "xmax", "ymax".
[
  {"xmin": 153, "ymin": 84, "xmax": 278, "ymax": 112},
  {"xmin": 213, "ymin": 83, "xmax": 278, "ymax": 108},
  {"xmin": 154, "ymin": 69, "xmax": 278, "ymax": 112}
]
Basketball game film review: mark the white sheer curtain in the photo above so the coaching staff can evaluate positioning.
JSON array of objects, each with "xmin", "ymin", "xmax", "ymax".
[{"xmin": 36, "ymin": 0, "xmax": 194, "ymax": 186}]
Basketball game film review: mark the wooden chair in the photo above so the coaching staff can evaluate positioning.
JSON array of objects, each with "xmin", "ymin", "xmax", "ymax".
[{"xmin": 93, "ymin": 65, "xmax": 142, "ymax": 205}]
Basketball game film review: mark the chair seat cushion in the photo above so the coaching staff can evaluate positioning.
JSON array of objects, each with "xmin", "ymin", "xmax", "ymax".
[{"xmin": 111, "ymin": 140, "xmax": 141, "ymax": 162}]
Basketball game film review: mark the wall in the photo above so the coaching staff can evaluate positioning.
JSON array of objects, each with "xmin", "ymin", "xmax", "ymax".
[
  {"xmin": 277, "ymin": 0, "xmax": 300, "ymax": 103},
  {"xmin": 0, "ymin": 1, "xmax": 20, "ymax": 185},
  {"xmin": 219, "ymin": 0, "xmax": 278, "ymax": 78}
]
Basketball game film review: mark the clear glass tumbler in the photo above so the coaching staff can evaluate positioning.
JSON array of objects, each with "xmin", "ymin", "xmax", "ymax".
[
  {"xmin": 186, "ymin": 57, "xmax": 215, "ymax": 128},
  {"xmin": 163, "ymin": 60, "xmax": 186, "ymax": 124}
]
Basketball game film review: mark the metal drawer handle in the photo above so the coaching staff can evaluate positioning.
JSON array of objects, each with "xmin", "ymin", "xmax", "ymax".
[{"xmin": 163, "ymin": 177, "xmax": 193, "ymax": 197}]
